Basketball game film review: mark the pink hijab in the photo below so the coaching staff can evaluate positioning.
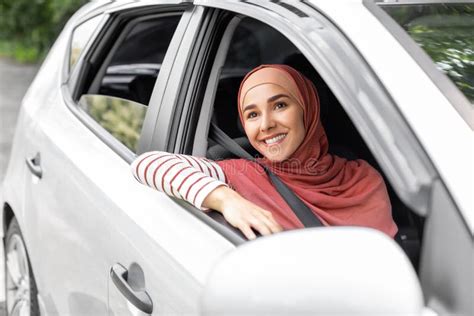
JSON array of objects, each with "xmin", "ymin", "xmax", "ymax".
[{"xmin": 217, "ymin": 64, "xmax": 398, "ymax": 237}]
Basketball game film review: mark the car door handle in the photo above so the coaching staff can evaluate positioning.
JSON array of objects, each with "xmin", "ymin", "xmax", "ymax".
[
  {"xmin": 110, "ymin": 263, "xmax": 153, "ymax": 314},
  {"xmin": 25, "ymin": 153, "xmax": 42, "ymax": 179}
]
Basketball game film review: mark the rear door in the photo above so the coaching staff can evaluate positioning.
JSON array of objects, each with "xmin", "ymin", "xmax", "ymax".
[{"xmin": 24, "ymin": 3, "xmax": 234, "ymax": 316}]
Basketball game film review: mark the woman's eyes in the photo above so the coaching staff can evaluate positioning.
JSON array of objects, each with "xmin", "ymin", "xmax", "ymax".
[
  {"xmin": 247, "ymin": 112, "xmax": 258, "ymax": 119},
  {"xmin": 274, "ymin": 102, "xmax": 287, "ymax": 110},
  {"xmin": 245, "ymin": 102, "xmax": 287, "ymax": 119}
]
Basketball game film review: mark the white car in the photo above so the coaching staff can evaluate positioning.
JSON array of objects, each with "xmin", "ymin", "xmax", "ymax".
[{"xmin": 1, "ymin": 0, "xmax": 472, "ymax": 315}]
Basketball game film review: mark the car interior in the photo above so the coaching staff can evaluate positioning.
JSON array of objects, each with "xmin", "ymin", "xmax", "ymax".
[
  {"xmin": 203, "ymin": 17, "xmax": 424, "ymax": 269},
  {"xmin": 86, "ymin": 15, "xmax": 182, "ymax": 106}
]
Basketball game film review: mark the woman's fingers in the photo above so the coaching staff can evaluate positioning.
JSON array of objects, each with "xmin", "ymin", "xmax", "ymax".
[
  {"xmin": 248, "ymin": 216, "xmax": 272, "ymax": 236},
  {"xmin": 254, "ymin": 209, "xmax": 283, "ymax": 233},
  {"xmin": 238, "ymin": 223, "xmax": 257, "ymax": 240},
  {"xmin": 236, "ymin": 213, "xmax": 275, "ymax": 240},
  {"xmin": 221, "ymin": 198, "xmax": 283, "ymax": 240}
]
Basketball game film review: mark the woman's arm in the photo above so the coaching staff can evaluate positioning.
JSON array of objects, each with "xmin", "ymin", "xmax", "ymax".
[
  {"xmin": 131, "ymin": 151, "xmax": 227, "ymax": 209},
  {"xmin": 131, "ymin": 151, "xmax": 282, "ymax": 239}
]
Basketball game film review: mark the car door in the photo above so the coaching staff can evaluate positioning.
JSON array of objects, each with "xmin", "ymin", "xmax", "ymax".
[{"xmin": 22, "ymin": 3, "xmax": 234, "ymax": 316}]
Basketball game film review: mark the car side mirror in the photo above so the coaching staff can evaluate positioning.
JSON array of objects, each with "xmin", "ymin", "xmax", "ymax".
[{"xmin": 201, "ymin": 227, "xmax": 424, "ymax": 315}]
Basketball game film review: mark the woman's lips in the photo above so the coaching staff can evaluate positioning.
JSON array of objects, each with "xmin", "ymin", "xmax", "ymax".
[{"xmin": 261, "ymin": 133, "xmax": 287, "ymax": 146}]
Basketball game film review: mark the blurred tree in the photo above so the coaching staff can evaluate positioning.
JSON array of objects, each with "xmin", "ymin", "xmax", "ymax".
[
  {"xmin": 383, "ymin": 4, "xmax": 474, "ymax": 103},
  {"xmin": 80, "ymin": 95, "xmax": 147, "ymax": 152},
  {"xmin": 0, "ymin": 0, "xmax": 88, "ymax": 62}
]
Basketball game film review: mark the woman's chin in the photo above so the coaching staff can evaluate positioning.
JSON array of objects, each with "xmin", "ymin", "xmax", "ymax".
[
  {"xmin": 255, "ymin": 145, "xmax": 291, "ymax": 162},
  {"xmin": 262, "ymin": 152, "xmax": 290, "ymax": 163}
]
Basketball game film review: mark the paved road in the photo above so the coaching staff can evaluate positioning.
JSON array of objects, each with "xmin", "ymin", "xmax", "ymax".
[
  {"xmin": 0, "ymin": 58, "xmax": 39, "ymax": 179},
  {"xmin": 0, "ymin": 57, "xmax": 39, "ymax": 314}
]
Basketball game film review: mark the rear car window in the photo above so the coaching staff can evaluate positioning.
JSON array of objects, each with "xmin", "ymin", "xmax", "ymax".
[
  {"xmin": 381, "ymin": 3, "xmax": 474, "ymax": 104},
  {"xmin": 78, "ymin": 13, "xmax": 182, "ymax": 153}
]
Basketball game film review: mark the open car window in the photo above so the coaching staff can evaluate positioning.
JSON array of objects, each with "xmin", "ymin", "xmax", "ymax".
[{"xmin": 186, "ymin": 13, "xmax": 425, "ymax": 267}]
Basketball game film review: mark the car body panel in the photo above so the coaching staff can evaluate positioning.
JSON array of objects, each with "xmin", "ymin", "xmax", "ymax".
[{"xmin": 30, "ymin": 94, "xmax": 232, "ymax": 314}]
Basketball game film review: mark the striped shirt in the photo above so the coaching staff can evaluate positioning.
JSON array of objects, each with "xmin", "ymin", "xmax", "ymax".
[{"xmin": 131, "ymin": 151, "xmax": 228, "ymax": 209}]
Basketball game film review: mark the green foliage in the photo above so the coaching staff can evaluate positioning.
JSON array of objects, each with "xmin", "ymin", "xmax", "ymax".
[
  {"xmin": 0, "ymin": 0, "xmax": 88, "ymax": 63},
  {"xmin": 383, "ymin": 4, "xmax": 474, "ymax": 103},
  {"xmin": 79, "ymin": 95, "xmax": 147, "ymax": 152}
]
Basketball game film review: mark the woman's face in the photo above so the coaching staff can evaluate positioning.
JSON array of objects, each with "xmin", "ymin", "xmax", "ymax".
[{"xmin": 241, "ymin": 83, "xmax": 305, "ymax": 162}]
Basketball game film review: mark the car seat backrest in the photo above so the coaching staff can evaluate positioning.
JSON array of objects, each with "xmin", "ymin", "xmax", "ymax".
[
  {"xmin": 129, "ymin": 74, "xmax": 157, "ymax": 105},
  {"xmin": 213, "ymin": 76, "xmax": 245, "ymax": 138}
]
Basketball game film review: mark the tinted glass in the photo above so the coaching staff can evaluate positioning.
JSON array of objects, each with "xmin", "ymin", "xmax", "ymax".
[
  {"xmin": 381, "ymin": 4, "xmax": 474, "ymax": 104},
  {"xmin": 79, "ymin": 95, "xmax": 146, "ymax": 152},
  {"xmin": 70, "ymin": 15, "xmax": 102, "ymax": 73}
]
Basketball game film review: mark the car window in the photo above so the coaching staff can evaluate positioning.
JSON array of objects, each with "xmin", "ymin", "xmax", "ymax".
[
  {"xmin": 70, "ymin": 15, "xmax": 102, "ymax": 74},
  {"xmin": 380, "ymin": 3, "xmax": 474, "ymax": 104},
  {"xmin": 78, "ymin": 14, "xmax": 182, "ymax": 153}
]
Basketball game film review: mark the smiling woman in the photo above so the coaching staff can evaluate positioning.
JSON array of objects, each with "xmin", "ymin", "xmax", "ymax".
[
  {"xmin": 132, "ymin": 64, "xmax": 398, "ymax": 240},
  {"xmin": 239, "ymin": 71, "xmax": 306, "ymax": 162}
]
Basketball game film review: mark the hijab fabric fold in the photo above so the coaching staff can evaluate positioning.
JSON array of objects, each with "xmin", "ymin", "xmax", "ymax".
[{"xmin": 217, "ymin": 64, "xmax": 398, "ymax": 237}]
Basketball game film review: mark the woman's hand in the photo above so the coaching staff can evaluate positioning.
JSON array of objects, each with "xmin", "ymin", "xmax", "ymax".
[{"xmin": 203, "ymin": 186, "xmax": 283, "ymax": 240}]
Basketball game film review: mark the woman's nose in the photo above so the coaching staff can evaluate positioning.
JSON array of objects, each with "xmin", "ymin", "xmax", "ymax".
[{"xmin": 260, "ymin": 113, "xmax": 276, "ymax": 131}]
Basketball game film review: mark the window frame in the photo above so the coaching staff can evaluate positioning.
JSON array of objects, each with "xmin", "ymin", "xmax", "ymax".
[
  {"xmin": 66, "ymin": 14, "xmax": 104, "ymax": 78},
  {"xmin": 62, "ymin": 3, "xmax": 192, "ymax": 163},
  {"xmin": 61, "ymin": 0, "xmax": 113, "ymax": 83}
]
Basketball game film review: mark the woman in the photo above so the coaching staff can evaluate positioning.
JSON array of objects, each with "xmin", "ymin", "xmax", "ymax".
[{"xmin": 131, "ymin": 64, "xmax": 398, "ymax": 240}]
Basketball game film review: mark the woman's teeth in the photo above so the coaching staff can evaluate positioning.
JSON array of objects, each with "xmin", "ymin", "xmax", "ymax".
[{"xmin": 264, "ymin": 134, "xmax": 287, "ymax": 145}]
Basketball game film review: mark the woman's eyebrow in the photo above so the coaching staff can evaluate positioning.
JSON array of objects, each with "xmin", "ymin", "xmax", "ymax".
[
  {"xmin": 242, "ymin": 104, "xmax": 257, "ymax": 112},
  {"xmin": 242, "ymin": 94, "xmax": 290, "ymax": 112},
  {"xmin": 267, "ymin": 94, "xmax": 290, "ymax": 103}
]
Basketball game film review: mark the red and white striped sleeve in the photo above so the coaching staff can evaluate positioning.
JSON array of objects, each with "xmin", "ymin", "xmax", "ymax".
[{"xmin": 131, "ymin": 151, "xmax": 228, "ymax": 210}]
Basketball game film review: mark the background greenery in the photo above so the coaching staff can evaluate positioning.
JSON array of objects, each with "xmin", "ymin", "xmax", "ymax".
[
  {"xmin": 383, "ymin": 4, "xmax": 474, "ymax": 103},
  {"xmin": 0, "ymin": 0, "xmax": 88, "ymax": 63}
]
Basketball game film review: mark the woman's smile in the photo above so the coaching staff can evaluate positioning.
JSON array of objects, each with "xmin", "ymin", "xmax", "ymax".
[{"xmin": 261, "ymin": 133, "xmax": 287, "ymax": 146}]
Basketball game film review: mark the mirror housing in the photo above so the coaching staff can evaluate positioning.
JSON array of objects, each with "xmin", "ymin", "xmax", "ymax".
[{"xmin": 201, "ymin": 227, "xmax": 423, "ymax": 315}]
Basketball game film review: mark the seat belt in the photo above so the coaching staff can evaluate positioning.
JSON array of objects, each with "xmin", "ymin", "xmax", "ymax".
[{"xmin": 209, "ymin": 122, "xmax": 323, "ymax": 228}]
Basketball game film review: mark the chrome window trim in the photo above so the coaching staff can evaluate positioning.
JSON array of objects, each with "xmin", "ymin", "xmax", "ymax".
[
  {"xmin": 194, "ymin": 0, "xmax": 438, "ymax": 216},
  {"xmin": 364, "ymin": 0, "xmax": 474, "ymax": 129}
]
